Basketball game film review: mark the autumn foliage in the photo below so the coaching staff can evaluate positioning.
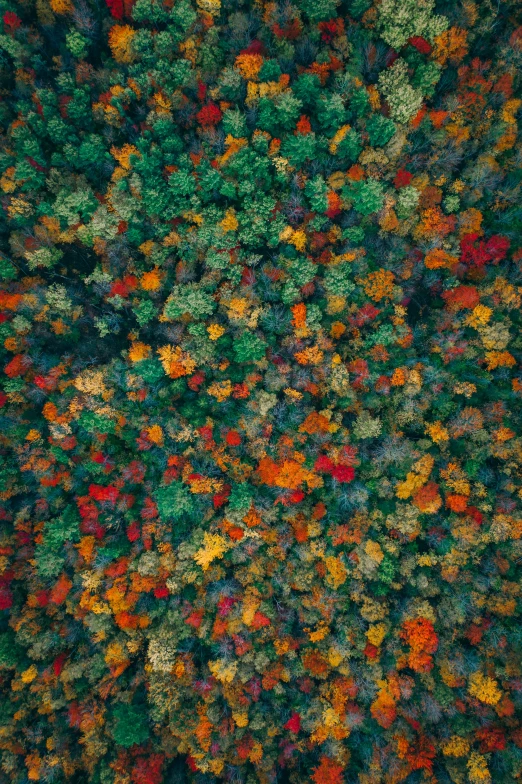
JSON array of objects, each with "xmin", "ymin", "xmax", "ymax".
[{"xmin": 0, "ymin": 0, "xmax": 522, "ymax": 782}]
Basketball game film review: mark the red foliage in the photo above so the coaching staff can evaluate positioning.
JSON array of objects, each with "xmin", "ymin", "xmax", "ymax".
[
  {"xmin": 4, "ymin": 353, "xmax": 31, "ymax": 378},
  {"xmin": 226, "ymin": 430, "xmax": 242, "ymax": 446},
  {"xmin": 364, "ymin": 642, "xmax": 380, "ymax": 659},
  {"xmin": 185, "ymin": 609, "xmax": 204, "ymax": 628},
  {"xmin": 466, "ymin": 506, "xmax": 483, "ymax": 525},
  {"xmin": 88, "ymin": 484, "xmax": 120, "ymax": 504},
  {"xmin": 3, "ymin": 11, "xmax": 21, "ymax": 32},
  {"xmin": 197, "ymin": 80, "xmax": 207, "ymax": 101},
  {"xmin": 188, "ymin": 371, "xmax": 205, "ymax": 390},
  {"xmin": 296, "ymin": 115, "xmax": 312, "ymax": 134},
  {"xmin": 0, "ymin": 587, "xmax": 13, "ymax": 610},
  {"xmin": 251, "ymin": 611, "xmax": 271, "ymax": 629},
  {"xmin": 319, "ymin": 19, "xmax": 339, "ymax": 43},
  {"xmin": 284, "ymin": 712, "xmax": 301, "ymax": 732},
  {"xmin": 110, "ymin": 275, "xmax": 138, "ymax": 298},
  {"xmin": 272, "ymin": 19, "xmax": 301, "ymax": 40},
  {"xmin": 442, "ymin": 285, "xmax": 480, "ymax": 310},
  {"xmin": 131, "ymin": 755, "xmax": 165, "ymax": 784},
  {"xmin": 401, "ymin": 617, "xmax": 438, "ymax": 654},
  {"xmin": 331, "ymin": 465, "xmax": 355, "ymax": 483},
  {"xmin": 326, "ymin": 191, "xmax": 342, "ymax": 218},
  {"xmin": 49, "ymin": 574, "xmax": 73, "ymax": 605},
  {"xmin": 241, "ymin": 40, "xmax": 265, "ymax": 55},
  {"xmin": 314, "ymin": 455, "xmax": 334, "ymax": 472},
  {"xmin": 460, "ymin": 233, "xmax": 509, "ymax": 266},
  {"xmin": 186, "ymin": 756, "xmax": 198, "ymax": 772},
  {"xmin": 106, "ymin": 0, "xmax": 124, "ymax": 19},
  {"xmin": 53, "ymin": 653, "xmax": 67, "ymax": 676},
  {"xmin": 409, "ymin": 36, "xmax": 432, "ymax": 54},
  {"xmin": 312, "ymin": 756, "xmax": 344, "ymax": 784},
  {"xmin": 476, "ymin": 726, "xmax": 506, "ymax": 753},
  {"xmin": 394, "ymin": 168, "xmax": 413, "ymax": 188},
  {"xmin": 126, "ymin": 521, "xmax": 140, "ymax": 542},
  {"xmin": 406, "ymin": 736, "xmax": 436, "ymax": 771},
  {"xmin": 196, "ymin": 103, "xmax": 223, "ymax": 126}
]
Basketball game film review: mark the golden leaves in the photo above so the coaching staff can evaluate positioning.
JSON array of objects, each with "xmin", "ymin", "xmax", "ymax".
[
  {"xmin": 157, "ymin": 345, "xmax": 196, "ymax": 378},
  {"xmin": 194, "ymin": 533, "xmax": 230, "ymax": 571}
]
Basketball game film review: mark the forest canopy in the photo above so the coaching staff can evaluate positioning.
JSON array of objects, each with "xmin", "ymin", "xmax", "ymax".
[{"xmin": 1, "ymin": 0, "xmax": 522, "ymax": 782}]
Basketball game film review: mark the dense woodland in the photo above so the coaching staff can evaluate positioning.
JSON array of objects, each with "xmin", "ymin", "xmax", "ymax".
[{"xmin": 1, "ymin": 0, "xmax": 522, "ymax": 781}]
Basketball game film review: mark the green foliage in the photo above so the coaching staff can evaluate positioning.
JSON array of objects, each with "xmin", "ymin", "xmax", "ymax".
[
  {"xmin": 323, "ymin": 263, "xmax": 356, "ymax": 297},
  {"xmin": 378, "ymin": 58, "xmax": 424, "ymax": 124},
  {"xmin": 366, "ymin": 114, "xmax": 396, "ymax": 147},
  {"xmin": 66, "ymin": 31, "xmax": 88, "ymax": 59},
  {"xmin": 299, "ymin": 0, "xmax": 339, "ymax": 22},
  {"xmin": 378, "ymin": 0, "xmax": 448, "ymax": 49},
  {"xmin": 233, "ymin": 331, "xmax": 267, "ymax": 363},
  {"xmin": 163, "ymin": 285, "xmax": 215, "ymax": 320},
  {"xmin": 110, "ymin": 705, "xmax": 150, "ymax": 748},
  {"xmin": 335, "ymin": 128, "xmax": 362, "ymax": 161},
  {"xmin": 343, "ymin": 178, "xmax": 385, "ymax": 215},
  {"xmin": 154, "ymin": 482, "xmax": 195, "ymax": 521}
]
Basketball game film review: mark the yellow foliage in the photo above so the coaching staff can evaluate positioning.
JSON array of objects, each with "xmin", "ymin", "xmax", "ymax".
[
  {"xmin": 146, "ymin": 424, "xmax": 163, "ymax": 446},
  {"xmin": 306, "ymin": 622, "xmax": 330, "ymax": 642},
  {"xmin": 140, "ymin": 269, "xmax": 162, "ymax": 291},
  {"xmin": 465, "ymin": 304, "xmax": 492, "ymax": 328},
  {"xmin": 329, "ymin": 124, "xmax": 351, "ymax": 154},
  {"xmin": 468, "ymin": 671, "xmax": 502, "ymax": 705},
  {"xmin": 294, "ymin": 346, "xmax": 324, "ymax": 365},
  {"xmin": 50, "ymin": 0, "xmax": 73, "ymax": 12},
  {"xmin": 485, "ymin": 351, "xmax": 516, "ymax": 371},
  {"xmin": 105, "ymin": 641, "xmax": 129, "ymax": 667},
  {"xmin": 424, "ymin": 248, "xmax": 458, "ymax": 269},
  {"xmin": 207, "ymin": 380, "xmax": 233, "ymax": 401},
  {"xmin": 207, "ymin": 324, "xmax": 226, "ymax": 340},
  {"xmin": 129, "ymin": 342, "xmax": 152, "ymax": 362},
  {"xmin": 197, "ymin": 0, "xmax": 221, "ymax": 16},
  {"xmin": 8, "ymin": 198, "xmax": 32, "ymax": 219},
  {"xmin": 279, "ymin": 225, "xmax": 307, "ymax": 251},
  {"xmin": 139, "ymin": 240, "xmax": 155, "ymax": 257},
  {"xmin": 367, "ymin": 623, "xmax": 387, "ymax": 648},
  {"xmin": 289, "ymin": 229, "xmax": 306, "ymax": 252},
  {"xmin": 21, "ymin": 665, "xmax": 38, "ymax": 684},
  {"xmin": 233, "ymin": 711, "xmax": 249, "ymax": 728},
  {"xmin": 502, "ymin": 99, "xmax": 522, "ymax": 125},
  {"xmin": 209, "ymin": 659, "xmax": 238, "ymax": 683},
  {"xmin": 396, "ymin": 472, "xmax": 425, "ymax": 500},
  {"xmin": 365, "ymin": 540, "xmax": 384, "ymax": 564},
  {"xmin": 157, "ymin": 345, "xmax": 196, "ymax": 378},
  {"xmin": 108, "ymin": 25, "xmax": 136, "ymax": 64},
  {"xmin": 324, "ymin": 556, "xmax": 348, "ymax": 589},
  {"xmin": 363, "ymin": 269, "xmax": 395, "ymax": 302},
  {"xmin": 433, "ymin": 27, "xmax": 468, "ymax": 65},
  {"xmin": 0, "ymin": 167, "xmax": 16, "ymax": 193},
  {"xmin": 227, "ymin": 298, "xmax": 249, "ymax": 320},
  {"xmin": 194, "ymin": 533, "xmax": 230, "ymax": 571},
  {"xmin": 111, "ymin": 143, "xmax": 140, "ymax": 170},
  {"xmin": 235, "ymin": 53, "xmax": 263, "ymax": 80},
  {"xmin": 442, "ymin": 736, "xmax": 470, "ymax": 757},
  {"xmin": 220, "ymin": 209, "xmax": 239, "ymax": 233},
  {"xmin": 425, "ymin": 421, "xmax": 449, "ymax": 444},
  {"xmin": 326, "ymin": 295, "xmax": 346, "ymax": 315},
  {"xmin": 249, "ymin": 741, "xmax": 263, "ymax": 763},
  {"xmin": 459, "ymin": 207, "xmax": 483, "ymax": 236},
  {"xmin": 467, "ymin": 753, "xmax": 492, "ymax": 784}
]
